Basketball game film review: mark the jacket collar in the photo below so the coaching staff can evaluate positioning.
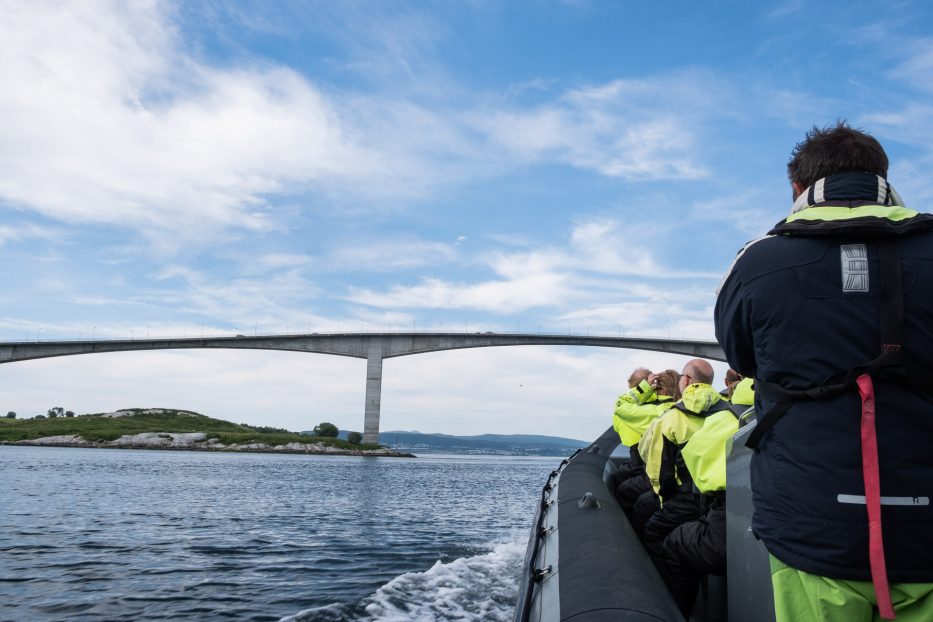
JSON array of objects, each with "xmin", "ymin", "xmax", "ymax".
[
  {"xmin": 771, "ymin": 172, "xmax": 933, "ymax": 238},
  {"xmin": 791, "ymin": 171, "xmax": 905, "ymax": 214}
]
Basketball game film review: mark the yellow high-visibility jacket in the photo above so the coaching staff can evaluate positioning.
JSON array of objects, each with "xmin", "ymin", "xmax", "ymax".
[
  {"xmin": 731, "ymin": 377, "xmax": 754, "ymax": 407},
  {"xmin": 612, "ymin": 379, "xmax": 675, "ymax": 446},
  {"xmin": 639, "ymin": 383, "xmax": 729, "ymax": 501},
  {"xmin": 682, "ymin": 377, "xmax": 755, "ymax": 494}
]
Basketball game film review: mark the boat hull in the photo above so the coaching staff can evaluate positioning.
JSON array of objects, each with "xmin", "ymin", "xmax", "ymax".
[
  {"xmin": 515, "ymin": 419, "xmax": 775, "ymax": 622},
  {"xmin": 514, "ymin": 427, "xmax": 687, "ymax": 622}
]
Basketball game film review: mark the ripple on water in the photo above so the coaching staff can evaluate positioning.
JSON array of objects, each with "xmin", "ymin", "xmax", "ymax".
[{"xmin": 0, "ymin": 446, "xmax": 562, "ymax": 622}]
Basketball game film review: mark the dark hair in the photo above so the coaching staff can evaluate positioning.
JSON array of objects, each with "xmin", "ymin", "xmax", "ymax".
[
  {"xmin": 787, "ymin": 121, "xmax": 888, "ymax": 190},
  {"xmin": 725, "ymin": 369, "xmax": 742, "ymax": 386},
  {"xmin": 654, "ymin": 369, "xmax": 682, "ymax": 401}
]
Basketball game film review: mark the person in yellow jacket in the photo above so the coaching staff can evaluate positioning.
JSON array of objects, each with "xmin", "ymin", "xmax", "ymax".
[
  {"xmin": 635, "ymin": 359, "xmax": 736, "ymax": 560},
  {"xmin": 658, "ymin": 376, "xmax": 754, "ymax": 616},
  {"xmin": 611, "ymin": 369, "xmax": 680, "ymax": 515},
  {"xmin": 612, "ymin": 369, "xmax": 681, "ymax": 446}
]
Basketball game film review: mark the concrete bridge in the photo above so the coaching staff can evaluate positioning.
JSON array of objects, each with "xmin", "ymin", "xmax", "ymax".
[{"xmin": 0, "ymin": 332, "xmax": 725, "ymax": 444}]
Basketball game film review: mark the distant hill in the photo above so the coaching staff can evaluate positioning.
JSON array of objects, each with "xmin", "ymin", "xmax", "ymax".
[
  {"xmin": 340, "ymin": 430, "xmax": 589, "ymax": 456},
  {"xmin": 1, "ymin": 408, "xmax": 375, "ymax": 450}
]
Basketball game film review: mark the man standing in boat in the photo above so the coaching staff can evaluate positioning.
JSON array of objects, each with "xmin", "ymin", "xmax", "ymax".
[{"xmin": 715, "ymin": 123, "xmax": 933, "ymax": 620}]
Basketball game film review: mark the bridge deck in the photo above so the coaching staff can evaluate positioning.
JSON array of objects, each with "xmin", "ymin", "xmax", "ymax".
[
  {"xmin": 0, "ymin": 332, "xmax": 725, "ymax": 444},
  {"xmin": 0, "ymin": 332, "xmax": 725, "ymax": 364}
]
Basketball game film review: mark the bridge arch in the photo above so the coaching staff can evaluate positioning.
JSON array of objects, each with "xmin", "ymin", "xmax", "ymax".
[{"xmin": 0, "ymin": 333, "xmax": 725, "ymax": 444}]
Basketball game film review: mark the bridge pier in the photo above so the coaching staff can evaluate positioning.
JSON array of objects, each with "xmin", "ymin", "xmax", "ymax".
[{"xmin": 363, "ymin": 340, "xmax": 383, "ymax": 445}]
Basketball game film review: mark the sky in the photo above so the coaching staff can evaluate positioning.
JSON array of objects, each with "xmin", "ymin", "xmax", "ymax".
[{"xmin": 3, "ymin": 0, "xmax": 933, "ymax": 440}]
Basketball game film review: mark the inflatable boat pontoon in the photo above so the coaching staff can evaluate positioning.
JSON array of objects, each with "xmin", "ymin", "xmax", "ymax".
[{"xmin": 514, "ymin": 415, "xmax": 774, "ymax": 622}]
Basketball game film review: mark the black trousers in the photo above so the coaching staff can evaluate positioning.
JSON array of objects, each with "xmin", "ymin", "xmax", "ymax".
[
  {"xmin": 615, "ymin": 471, "xmax": 651, "ymax": 516},
  {"xmin": 617, "ymin": 444, "xmax": 646, "ymax": 480},
  {"xmin": 631, "ymin": 489, "xmax": 660, "ymax": 538},
  {"xmin": 641, "ymin": 492, "xmax": 704, "ymax": 563},
  {"xmin": 661, "ymin": 499, "xmax": 727, "ymax": 617}
]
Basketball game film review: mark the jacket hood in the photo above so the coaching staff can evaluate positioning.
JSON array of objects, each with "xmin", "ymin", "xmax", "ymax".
[
  {"xmin": 731, "ymin": 377, "xmax": 755, "ymax": 407},
  {"xmin": 680, "ymin": 383, "xmax": 721, "ymax": 414}
]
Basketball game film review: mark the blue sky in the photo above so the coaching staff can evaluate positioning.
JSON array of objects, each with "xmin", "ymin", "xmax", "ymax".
[{"xmin": 3, "ymin": 0, "xmax": 933, "ymax": 439}]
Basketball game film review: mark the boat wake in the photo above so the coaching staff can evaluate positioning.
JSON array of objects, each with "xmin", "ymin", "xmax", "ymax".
[{"xmin": 281, "ymin": 539, "xmax": 525, "ymax": 622}]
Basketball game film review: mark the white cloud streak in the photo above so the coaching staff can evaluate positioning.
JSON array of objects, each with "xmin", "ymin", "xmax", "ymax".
[
  {"xmin": 0, "ymin": 223, "xmax": 66, "ymax": 246},
  {"xmin": 0, "ymin": 1, "xmax": 381, "ymax": 238},
  {"xmin": 344, "ymin": 218, "xmax": 720, "ymax": 338},
  {"xmin": 0, "ymin": 1, "xmax": 721, "ymax": 245},
  {"xmin": 327, "ymin": 240, "xmax": 460, "ymax": 272},
  {"xmin": 479, "ymin": 76, "xmax": 712, "ymax": 181}
]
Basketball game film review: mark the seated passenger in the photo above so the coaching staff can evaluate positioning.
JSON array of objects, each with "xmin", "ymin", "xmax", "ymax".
[
  {"xmin": 722, "ymin": 368, "xmax": 742, "ymax": 398},
  {"xmin": 659, "ymin": 377, "xmax": 754, "ymax": 616},
  {"xmin": 636, "ymin": 359, "xmax": 739, "ymax": 561},
  {"xmin": 628, "ymin": 367, "xmax": 652, "ymax": 389},
  {"xmin": 612, "ymin": 366, "xmax": 653, "ymax": 485},
  {"xmin": 612, "ymin": 369, "xmax": 681, "ymax": 514}
]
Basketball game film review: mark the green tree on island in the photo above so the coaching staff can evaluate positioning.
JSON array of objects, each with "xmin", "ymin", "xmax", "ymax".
[
  {"xmin": 347, "ymin": 431, "xmax": 362, "ymax": 445},
  {"xmin": 5, "ymin": 411, "xmax": 15, "ymax": 419},
  {"xmin": 47, "ymin": 406, "xmax": 64, "ymax": 418},
  {"xmin": 313, "ymin": 422, "xmax": 339, "ymax": 438}
]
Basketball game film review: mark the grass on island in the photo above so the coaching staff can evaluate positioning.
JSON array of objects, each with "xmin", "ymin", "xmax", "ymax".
[{"xmin": 0, "ymin": 408, "xmax": 380, "ymax": 450}]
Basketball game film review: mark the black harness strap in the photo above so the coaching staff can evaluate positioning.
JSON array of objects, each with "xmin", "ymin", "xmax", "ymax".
[
  {"xmin": 660, "ymin": 397, "xmax": 744, "ymax": 498},
  {"xmin": 878, "ymin": 241, "xmax": 904, "ymax": 353},
  {"xmin": 669, "ymin": 397, "xmax": 741, "ymax": 419},
  {"xmin": 745, "ymin": 380, "xmax": 849, "ymax": 448},
  {"xmin": 745, "ymin": 242, "xmax": 926, "ymax": 449}
]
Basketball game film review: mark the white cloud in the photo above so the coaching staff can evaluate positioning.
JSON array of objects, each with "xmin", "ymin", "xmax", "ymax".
[
  {"xmin": 0, "ymin": 350, "xmax": 366, "ymax": 432},
  {"xmin": 764, "ymin": 0, "xmax": 804, "ymax": 20},
  {"xmin": 690, "ymin": 191, "xmax": 784, "ymax": 236},
  {"xmin": 0, "ymin": 344, "xmax": 729, "ymax": 440},
  {"xmin": 0, "ymin": 1, "xmax": 384, "ymax": 239},
  {"xmin": 0, "ymin": 3, "xmax": 730, "ymax": 246},
  {"xmin": 889, "ymin": 156, "xmax": 933, "ymax": 208},
  {"xmin": 328, "ymin": 239, "xmax": 459, "ymax": 272},
  {"xmin": 383, "ymin": 347, "xmax": 728, "ymax": 438},
  {"xmin": 559, "ymin": 307, "xmax": 716, "ymax": 341},
  {"xmin": 887, "ymin": 39, "xmax": 933, "ymax": 94},
  {"xmin": 146, "ymin": 264, "xmax": 330, "ymax": 330},
  {"xmin": 254, "ymin": 253, "xmax": 314, "ymax": 271},
  {"xmin": 336, "ymin": 222, "xmax": 723, "ymax": 343},
  {"xmin": 348, "ymin": 271, "xmax": 572, "ymax": 314},
  {"xmin": 479, "ymin": 74, "xmax": 715, "ymax": 181},
  {"xmin": 567, "ymin": 219, "xmax": 662, "ymax": 275},
  {"xmin": 0, "ymin": 223, "xmax": 66, "ymax": 246}
]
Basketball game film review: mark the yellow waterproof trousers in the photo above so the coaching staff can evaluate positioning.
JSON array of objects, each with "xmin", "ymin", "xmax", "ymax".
[{"xmin": 770, "ymin": 555, "xmax": 933, "ymax": 622}]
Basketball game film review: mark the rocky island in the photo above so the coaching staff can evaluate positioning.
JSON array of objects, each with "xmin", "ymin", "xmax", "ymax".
[{"xmin": 0, "ymin": 408, "xmax": 413, "ymax": 457}]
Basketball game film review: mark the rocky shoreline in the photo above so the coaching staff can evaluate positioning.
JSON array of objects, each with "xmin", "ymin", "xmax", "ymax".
[{"xmin": 3, "ymin": 432, "xmax": 415, "ymax": 458}]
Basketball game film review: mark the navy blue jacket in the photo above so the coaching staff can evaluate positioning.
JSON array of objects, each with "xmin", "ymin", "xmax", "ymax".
[{"xmin": 715, "ymin": 180, "xmax": 933, "ymax": 582}]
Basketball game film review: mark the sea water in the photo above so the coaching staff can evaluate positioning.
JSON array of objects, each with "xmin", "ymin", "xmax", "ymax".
[{"xmin": 0, "ymin": 445, "xmax": 566, "ymax": 621}]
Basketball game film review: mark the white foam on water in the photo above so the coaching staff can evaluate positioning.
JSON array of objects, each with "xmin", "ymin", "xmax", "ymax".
[
  {"xmin": 362, "ymin": 539, "xmax": 526, "ymax": 622},
  {"xmin": 280, "ymin": 601, "xmax": 348, "ymax": 622},
  {"xmin": 279, "ymin": 538, "xmax": 528, "ymax": 622}
]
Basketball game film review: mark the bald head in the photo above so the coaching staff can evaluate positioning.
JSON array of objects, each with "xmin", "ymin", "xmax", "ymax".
[{"xmin": 682, "ymin": 359, "xmax": 714, "ymax": 385}]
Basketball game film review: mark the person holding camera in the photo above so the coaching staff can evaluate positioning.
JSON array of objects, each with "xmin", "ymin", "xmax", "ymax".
[{"xmin": 611, "ymin": 368, "xmax": 681, "ymax": 515}]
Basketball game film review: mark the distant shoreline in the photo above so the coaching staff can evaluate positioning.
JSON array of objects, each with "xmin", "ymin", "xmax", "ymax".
[{"xmin": 1, "ymin": 437, "xmax": 415, "ymax": 458}]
